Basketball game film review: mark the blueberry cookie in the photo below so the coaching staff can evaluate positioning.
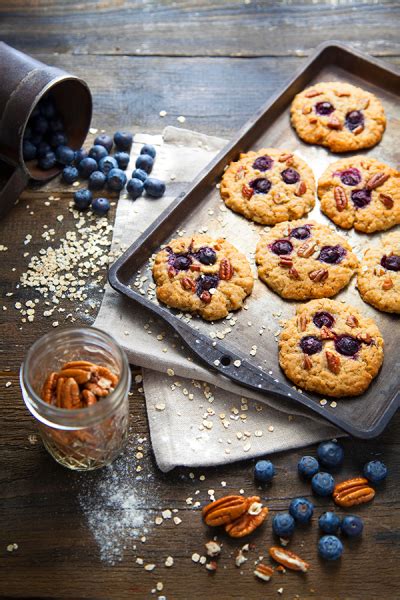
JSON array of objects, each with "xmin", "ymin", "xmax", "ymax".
[
  {"xmin": 291, "ymin": 82, "xmax": 386, "ymax": 153},
  {"xmin": 152, "ymin": 235, "xmax": 254, "ymax": 321},
  {"xmin": 279, "ymin": 299, "xmax": 384, "ymax": 397},
  {"xmin": 357, "ymin": 231, "xmax": 400, "ymax": 313},
  {"xmin": 318, "ymin": 156, "xmax": 400, "ymax": 233},
  {"xmin": 255, "ymin": 220, "xmax": 358, "ymax": 300},
  {"xmin": 220, "ymin": 148, "xmax": 315, "ymax": 225}
]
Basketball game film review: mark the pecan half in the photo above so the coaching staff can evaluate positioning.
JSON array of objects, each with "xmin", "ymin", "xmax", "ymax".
[
  {"xmin": 357, "ymin": 332, "xmax": 372, "ymax": 344},
  {"xmin": 297, "ymin": 242, "xmax": 316, "ymax": 258},
  {"xmin": 326, "ymin": 351, "xmax": 341, "ymax": 374},
  {"xmin": 304, "ymin": 89, "xmax": 321, "ymax": 98},
  {"xmin": 297, "ymin": 314, "xmax": 308, "ymax": 332},
  {"xmin": 327, "ymin": 115, "xmax": 342, "ymax": 130},
  {"xmin": 382, "ymin": 277, "xmax": 393, "ymax": 290},
  {"xmin": 335, "ymin": 90, "xmax": 350, "ymax": 97},
  {"xmin": 61, "ymin": 377, "xmax": 81, "ymax": 409},
  {"xmin": 321, "ymin": 326, "xmax": 336, "ymax": 340},
  {"xmin": 278, "ymin": 152, "xmax": 293, "ymax": 162},
  {"xmin": 353, "ymin": 124, "xmax": 364, "ymax": 135},
  {"xmin": 289, "ymin": 267, "xmax": 301, "ymax": 280},
  {"xmin": 308, "ymin": 116, "xmax": 318, "ymax": 124},
  {"xmin": 346, "ymin": 315, "xmax": 358, "ymax": 328},
  {"xmin": 333, "ymin": 477, "xmax": 375, "ymax": 508},
  {"xmin": 61, "ymin": 360, "xmax": 95, "ymax": 371},
  {"xmin": 242, "ymin": 183, "xmax": 254, "ymax": 199},
  {"xmin": 309, "ymin": 268, "xmax": 328, "ymax": 282},
  {"xmin": 279, "ymin": 256, "xmax": 293, "ymax": 268},
  {"xmin": 58, "ymin": 368, "xmax": 91, "ymax": 385},
  {"xmin": 190, "ymin": 264, "xmax": 201, "ymax": 272},
  {"xmin": 200, "ymin": 291, "xmax": 212, "ymax": 304},
  {"xmin": 81, "ymin": 389, "xmax": 97, "ymax": 406},
  {"xmin": 41, "ymin": 371, "xmax": 58, "ymax": 404},
  {"xmin": 181, "ymin": 276, "xmax": 196, "ymax": 291},
  {"xmin": 254, "ymin": 563, "xmax": 274, "ymax": 582},
  {"xmin": 334, "ymin": 186, "xmax": 348, "ymax": 211},
  {"xmin": 379, "ymin": 193, "xmax": 394, "ymax": 209},
  {"xmin": 295, "ymin": 181, "xmax": 307, "ymax": 197},
  {"xmin": 168, "ymin": 265, "xmax": 177, "ymax": 278},
  {"xmin": 303, "ymin": 354, "xmax": 312, "ymax": 370},
  {"xmin": 366, "ymin": 173, "xmax": 390, "ymax": 190},
  {"xmin": 225, "ymin": 502, "xmax": 269, "ymax": 538},
  {"xmin": 97, "ymin": 366, "xmax": 119, "ymax": 387},
  {"xmin": 219, "ymin": 258, "xmax": 234, "ymax": 280},
  {"xmin": 55, "ymin": 376, "xmax": 65, "ymax": 408},
  {"xmin": 269, "ymin": 547, "xmax": 310, "ymax": 572},
  {"xmin": 202, "ymin": 495, "xmax": 249, "ymax": 527}
]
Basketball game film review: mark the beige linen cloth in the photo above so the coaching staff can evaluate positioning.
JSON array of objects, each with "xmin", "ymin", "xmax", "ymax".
[{"xmin": 94, "ymin": 127, "xmax": 341, "ymax": 472}]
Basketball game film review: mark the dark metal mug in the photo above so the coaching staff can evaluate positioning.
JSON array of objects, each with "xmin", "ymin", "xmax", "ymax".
[{"xmin": 0, "ymin": 42, "xmax": 92, "ymax": 219}]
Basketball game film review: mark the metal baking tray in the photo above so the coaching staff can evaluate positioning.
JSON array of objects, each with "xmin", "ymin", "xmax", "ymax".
[{"xmin": 109, "ymin": 42, "xmax": 400, "ymax": 438}]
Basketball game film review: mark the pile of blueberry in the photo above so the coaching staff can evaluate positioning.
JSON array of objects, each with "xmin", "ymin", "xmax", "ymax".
[
  {"xmin": 127, "ymin": 143, "xmax": 166, "ymax": 201},
  {"xmin": 254, "ymin": 441, "xmax": 388, "ymax": 562}
]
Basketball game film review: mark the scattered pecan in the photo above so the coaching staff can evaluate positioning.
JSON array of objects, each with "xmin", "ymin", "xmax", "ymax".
[
  {"xmin": 181, "ymin": 276, "xmax": 196, "ymax": 291},
  {"xmin": 334, "ymin": 186, "xmax": 348, "ymax": 211},
  {"xmin": 303, "ymin": 354, "xmax": 312, "ymax": 370},
  {"xmin": 353, "ymin": 124, "xmax": 364, "ymax": 135},
  {"xmin": 333, "ymin": 477, "xmax": 375, "ymax": 508},
  {"xmin": 382, "ymin": 277, "xmax": 394, "ymax": 290},
  {"xmin": 379, "ymin": 193, "xmax": 394, "ymax": 209},
  {"xmin": 242, "ymin": 183, "xmax": 254, "ymax": 199},
  {"xmin": 202, "ymin": 495, "xmax": 248, "ymax": 527},
  {"xmin": 279, "ymin": 256, "xmax": 293, "ymax": 268},
  {"xmin": 254, "ymin": 563, "xmax": 274, "ymax": 582},
  {"xmin": 295, "ymin": 181, "xmax": 307, "ymax": 197},
  {"xmin": 225, "ymin": 502, "xmax": 268, "ymax": 538},
  {"xmin": 309, "ymin": 268, "xmax": 329, "ymax": 283},
  {"xmin": 269, "ymin": 547, "xmax": 310, "ymax": 572},
  {"xmin": 289, "ymin": 267, "xmax": 301, "ymax": 280},
  {"xmin": 219, "ymin": 258, "xmax": 234, "ymax": 280},
  {"xmin": 297, "ymin": 241, "xmax": 316, "ymax": 258},
  {"xmin": 321, "ymin": 326, "xmax": 336, "ymax": 340},
  {"xmin": 200, "ymin": 291, "xmax": 212, "ymax": 303},
  {"xmin": 366, "ymin": 172, "xmax": 390, "ymax": 190},
  {"xmin": 326, "ymin": 351, "xmax": 341, "ymax": 374},
  {"xmin": 346, "ymin": 315, "xmax": 358, "ymax": 328},
  {"xmin": 168, "ymin": 265, "xmax": 177, "ymax": 278},
  {"xmin": 327, "ymin": 115, "xmax": 342, "ymax": 130},
  {"xmin": 297, "ymin": 314, "xmax": 308, "ymax": 332},
  {"xmin": 278, "ymin": 152, "xmax": 293, "ymax": 162},
  {"xmin": 304, "ymin": 89, "xmax": 321, "ymax": 98}
]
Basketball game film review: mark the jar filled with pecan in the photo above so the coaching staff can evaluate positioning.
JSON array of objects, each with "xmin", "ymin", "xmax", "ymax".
[{"xmin": 20, "ymin": 327, "xmax": 131, "ymax": 471}]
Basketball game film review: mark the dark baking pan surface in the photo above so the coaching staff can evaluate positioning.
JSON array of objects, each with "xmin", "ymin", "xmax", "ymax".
[{"xmin": 109, "ymin": 42, "xmax": 400, "ymax": 438}]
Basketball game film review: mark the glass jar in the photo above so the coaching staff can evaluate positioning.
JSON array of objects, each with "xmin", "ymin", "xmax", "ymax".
[{"xmin": 20, "ymin": 327, "xmax": 131, "ymax": 471}]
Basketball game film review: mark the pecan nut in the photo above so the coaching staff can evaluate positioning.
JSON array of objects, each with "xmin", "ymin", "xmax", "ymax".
[
  {"xmin": 327, "ymin": 115, "xmax": 342, "ymax": 130},
  {"xmin": 58, "ymin": 368, "xmax": 91, "ymax": 385},
  {"xmin": 297, "ymin": 314, "xmax": 308, "ymax": 332},
  {"xmin": 202, "ymin": 495, "xmax": 249, "ymax": 527},
  {"xmin": 41, "ymin": 371, "xmax": 58, "ymax": 404},
  {"xmin": 289, "ymin": 267, "xmax": 300, "ymax": 280},
  {"xmin": 254, "ymin": 563, "xmax": 274, "ymax": 582},
  {"xmin": 303, "ymin": 354, "xmax": 312, "ymax": 370},
  {"xmin": 200, "ymin": 290, "xmax": 212, "ymax": 304},
  {"xmin": 242, "ymin": 183, "xmax": 254, "ymax": 199},
  {"xmin": 269, "ymin": 547, "xmax": 310, "ymax": 572},
  {"xmin": 320, "ymin": 326, "xmax": 336, "ymax": 340},
  {"xmin": 81, "ymin": 389, "xmax": 97, "ymax": 406},
  {"xmin": 366, "ymin": 172, "xmax": 390, "ymax": 190},
  {"xmin": 219, "ymin": 258, "xmax": 234, "ymax": 280},
  {"xmin": 279, "ymin": 256, "xmax": 293, "ymax": 268},
  {"xmin": 334, "ymin": 186, "xmax": 348, "ymax": 211},
  {"xmin": 304, "ymin": 89, "xmax": 321, "ymax": 98},
  {"xmin": 295, "ymin": 181, "xmax": 307, "ymax": 197},
  {"xmin": 379, "ymin": 193, "xmax": 394, "ymax": 209},
  {"xmin": 309, "ymin": 268, "xmax": 328, "ymax": 283},
  {"xmin": 225, "ymin": 501, "xmax": 268, "ymax": 538},
  {"xmin": 326, "ymin": 351, "xmax": 341, "ymax": 374},
  {"xmin": 181, "ymin": 276, "xmax": 196, "ymax": 291},
  {"xmin": 333, "ymin": 477, "xmax": 375, "ymax": 508},
  {"xmin": 297, "ymin": 242, "xmax": 316, "ymax": 258},
  {"xmin": 61, "ymin": 377, "xmax": 81, "ymax": 409},
  {"xmin": 346, "ymin": 315, "xmax": 358, "ymax": 328},
  {"xmin": 352, "ymin": 124, "xmax": 364, "ymax": 135},
  {"xmin": 168, "ymin": 265, "xmax": 177, "ymax": 278},
  {"xmin": 278, "ymin": 152, "xmax": 293, "ymax": 162}
]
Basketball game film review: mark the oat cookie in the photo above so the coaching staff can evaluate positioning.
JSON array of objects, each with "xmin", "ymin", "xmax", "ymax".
[
  {"xmin": 291, "ymin": 81, "xmax": 386, "ymax": 152},
  {"xmin": 152, "ymin": 235, "xmax": 254, "ymax": 321},
  {"xmin": 357, "ymin": 231, "xmax": 400, "ymax": 313},
  {"xmin": 279, "ymin": 299, "xmax": 384, "ymax": 397},
  {"xmin": 255, "ymin": 220, "xmax": 358, "ymax": 300},
  {"xmin": 318, "ymin": 156, "xmax": 400, "ymax": 233},
  {"xmin": 220, "ymin": 148, "xmax": 315, "ymax": 225}
]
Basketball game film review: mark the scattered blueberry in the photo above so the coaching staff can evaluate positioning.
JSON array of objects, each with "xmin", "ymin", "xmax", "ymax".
[
  {"xmin": 114, "ymin": 151, "xmax": 130, "ymax": 170},
  {"xmin": 345, "ymin": 110, "xmax": 364, "ymax": 132},
  {"xmin": 132, "ymin": 168, "xmax": 148, "ymax": 182},
  {"xmin": 254, "ymin": 459, "xmax": 275, "ymax": 483},
  {"xmin": 49, "ymin": 118, "xmax": 64, "ymax": 132},
  {"xmin": 144, "ymin": 177, "xmax": 166, "ymax": 198},
  {"xmin": 272, "ymin": 513, "xmax": 295, "ymax": 538},
  {"xmin": 140, "ymin": 144, "xmax": 156, "ymax": 159},
  {"xmin": 317, "ymin": 441, "xmax": 344, "ymax": 469},
  {"xmin": 311, "ymin": 472, "xmax": 335, "ymax": 497},
  {"xmin": 249, "ymin": 177, "xmax": 271, "ymax": 194},
  {"xmin": 61, "ymin": 166, "xmax": 79, "ymax": 184},
  {"xmin": 49, "ymin": 132, "xmax": 68, "ymax": 148},
  {"xmin": 318, "ymin": 535, "xmax": 343, "ymax": 561},
  {"xmin": 78, "ymin": 157, "xmax": 98, "ymax": 178},
  {"xmin": 196, "ymin": 274, "xmax": 219, "ymax": 296},
  {"xmin": 318, "ymin": 245, "xmax": 346, "ymax": 265},
  {"xmin": 73, "ymin": 189, "xmax": 92, "ymax": 210},
  {"xmin": 36, "ymin": 141, "xmax": 52, "ymax": 158},
  {"xmin": 38, "ymin": 151, "xmax": 56, "ymax": 170},
  {"xmin": 363, "ymin": 460, "xmax": 388, "ymax": 484},
  {"xmin": 252, "ymin": 155, "xmax": 273, "ymax": 171},
  {"xmin": 127, "ymin": 177, "xmax": 144, "ymax": 199},
  {"xmin": 195, "ymin": 246, "xmax": 217, "ymax": 266},
  {"xmin": 315, "ymin": 101, "xmax": 335, "ymax": 116},
  {"xmin": 23, "ymin": 140, "xmax": 37, "ymax": 161},
  {"xmin": 92, "ymin": 196, "xmax": 110, "ymax": 216},
  {"xmin": 290, "ymin": 225, "xmax": 311, "ymax": 240},
  {"xmin": 94, "ymin": 134, "xmax": 113, "ymax": 153},
  {"xmin": 32, "ymin": 115, "xmax": 49, "ymax": 135},
  {"xmin": 270, "ymin": 239, "xmax": 293, "ymax": 256},
  {"xmin": 281, "ymin": 168, "xmax": 300, "ymax": 184},
  {"xmin": 88, "ymin": 170, "xmax": 107, "ymax": 191},
  {"xmin": 74, "ymin": 148, "xmax": 88, "ymax": 164},
  {"xmin": 55, "ymin": 145, "xmax": 75, "ymax": 166},
  {"xmin": 88, "ymin": 144, "xmax": 109, "ymax": 163},
  {"xmin": 313, "ymin": 311, "xmax": 335, "ymax": 329},
  {"xmin": 339, "ymin": 168, "xmax": 362, "ymax": 186},
  {"xmin": 334, "ymin": 335, "xmax": 361, "ymax": 357},
  {"xmin": 300, "ymin": 335, "xmax": 322, "ymax": 356},
  {"xmin": 135, "ymin": 154, "xmax": 154, "ymax": 174},
  {"xmin": 319, "ymin": 512, "xmax": 341, "ymax": 535},
  {"xmin": 107, "ymin": 168, "xmax": 127, "ymax": 191},
  {"xmin": 99, "ymin": 155, "xmax": 118, "ymax": 175},
  {"xmin": 289, "ymin": 498, "xmax": 314, "ymax": 523},
  {"xmin": 381, "ymin": 254, "xmax": 400, "ymax": 272},
  {"xmin": 298, "ymin": 456, "xmax": 320, "ymax": 479},
  {"xmin": 114, "ymin": 131, "xmax": 133, "ymax": 152},
  {"xmin": 341, "ymin": 515, "xmax": 363, "ymax": 537},
  {"xmin": 351, "ymin": 189, "xmax": 372, "ymax": 208}
]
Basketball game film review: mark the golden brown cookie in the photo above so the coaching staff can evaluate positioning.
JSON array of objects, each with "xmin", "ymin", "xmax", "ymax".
[
  {"xmin": 255, "ymin": 220, "xmax": 358, "ymax": 300},
  {"xmin": 290, "ymin": 81, "xmax": 386, "ymax": 152},
  {"xmin": 279, "ymin": 299, "xmax": 384, "ymax": 397},
  {"xmin": 318, "ymin": 156, "xmax": 400, "ymax": 233},
  {"xmin": 220, "ymin": 148, "xmax": 315, "ymax": 225},
  {"xmin": 357, "ymin": 231, "xmax": 400, "ymax": 314},
  {"xmin": 152, "ymin": 235, "xmax": 254, "ymax": 321}
]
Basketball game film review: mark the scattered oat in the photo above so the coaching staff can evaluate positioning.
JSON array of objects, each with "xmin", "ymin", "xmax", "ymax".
[
  {"xmin": 165, "ymin": 556, "xmax": 174, "ymax": 567},
  {"xmin": 173, "ymin": 516, "xmax": 182, "ymax": 525},
  {"xmin": 159, "ymin": 110, "xmax": 167, "ymax": 117},
  {"xmin": 177, "ymin": 116, "xmax": 186, "ymax": 123},
  {"xmin": 191, "ymin": 553, "xmax": 200, "ymax": 563},
  {"xmin": 5, "ymin": 381, "xmax": 12, "ymax": 388},
  {"xmin": 144, "ymin": 563, "xmax": 156, "ymax": 571},
  {"xmin": 89, "ymin": 127, "xmax": 98, "ymax": 134}
]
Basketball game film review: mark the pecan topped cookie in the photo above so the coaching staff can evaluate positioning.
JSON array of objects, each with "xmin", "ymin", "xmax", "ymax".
[
  {"xmin": 318, "ymin": 156, "xmax": 400, "ymax": 233},
  {"xmin": 152, "ymin": 235, "xmax": 254, "ymax": 320},
  {"xmin": 290, "ymin": 81, "xmax": 386, "ymax": 152},
  {"xmin": 255, "ymin": 220, "xmax": 358, "ymax": 300},
  {"xmin": 357, "ymin": 231, "xmax": 400, "ymax": 314},
  {"xmin": 220, "ymin": 148, "xmax": 315, "ymax": 225},
  {"xmin": 279, "ymin": 299, "xmax": 384, "ymax": 397}
]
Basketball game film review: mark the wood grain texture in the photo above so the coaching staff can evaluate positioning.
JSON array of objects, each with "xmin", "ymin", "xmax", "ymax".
[{"xmin": 1, "ymin": 2, "xmax": 400, "ymax": 599}]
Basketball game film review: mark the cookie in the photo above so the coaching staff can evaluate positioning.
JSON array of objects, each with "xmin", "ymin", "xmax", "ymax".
[
  {"xmin": 255, "ymin": 220, "xmax": 358, "ymax": 300},
  {"xmin": 220, "ymin": 148, "xmax": 315, "ymax": 225},
  {"xmin": 290, "ymin": 81, "xmax": 386, "ymax": 153},
  {"xmin": 318, "ymin": 156, "xmax": 400, "ymax": 233},
  {"xmin": 279, "ymin": 299, "xmax": 384, "ymax": 397},
  {"xmin": 357, "ymin": 231, "xmax": 400, "ymax": 314},
  {"xmin": 152, "ymin": 235, "xmax": 254, "ymax": 321}
]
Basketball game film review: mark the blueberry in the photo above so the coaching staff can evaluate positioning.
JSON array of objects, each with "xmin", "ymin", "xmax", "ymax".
[
  {"xmin": 339, "ymin": 168, "xmax": 362, "ymax": 187},
  {"xmin": 290, "ymin": 225, "xmax": 311, "ymax": 240},
  {"xmin": 381, "ymin": 254, "xmax": 400, "ymax": 272},
  {"xmin": 252, "ymin": 155, "xmax": 273, "ymax": 171},
  {"xmin": 49, "ymin": 118, "xmax": 64, "ymax": 133},
  {"xmin": 135, "ymin": 154, "xmax": 154, "ymax": 174},
  {"xmin": 88, "ymin": 170, "xmax": 106, "ymax": 191},
  {"xmin": 55, "ymin": 145, "xmax": 75, "ymax": 166},
  {"xmin": 318, "ymin": 245, "xmax": 346, "ymax": 265},
  {"xmin": 334, "ymin": 335, "xmax": 361, "ymax": 357},
  {"xmin": 114, "ymin": 151, "xmax": 130, "ymax": 170},
  {"xmin": 281, "ymin": 168, "xmax": 300, "ymax": 184},
  {"xmin": 144, "ymin": 177, "xmax": 166, "ymax": 198},
  {"xmin": 49, "ymin": 132, "xmax": 68, "ymax": 148},
  {"xmin": 195, "ymin": 246, "xmax": 217, "ymax": 265},
  {"xmin": 99, "ymin": 155, "xmax": 118, "ymax": 175},
  {"xmin": 107, "ymin": 168, "xmax": 127, "ymax": 191},
  {"xmin": 132, "ymin": 168, "xmax": 148, "ymax": 182},
  {"xmin": 23, "ymin": 125, "xmax": 33, "ymax": 140},
  {"xmin": 140, "ymin": 144, "xmax": 156, "ymax": 158},
  {"xmin": 78, "ymin": 157, "xmax": 98, "ymax": 179},
  {"xmin": 318, "ymin": 535, "xmax": 343, "ymax": 561},
  {"xmin": 254, "ymin": 459, "xmax": 275, "ymax": 483},
  {"xmin": 73, "ymin": 189, "xmax": 92, "ymax": 210},
  {"xmin": 61, "ymin": 166, "xmax": 79, "ymax": 184},
  {"xmin": 30, "ymin": 132, "xmax": 43, "ymax": 146},
  {"xmin": 92, "ymin": 197, "xmax": 110, "ymax": 216},
  {"xmin": 341, "ymin": 515, "xmax": 363, "ymax": 537},
  {"xmin": 32, "ymin": 115, "xmax": 49, "ymax": 135},
  {"xmin": 74, "ymin": 148, "xmax": 88, "ymax": 164},
  {"xmin": 196, "ymin": 274, "xmax": 219, "ymax": 296},
  {"xmin": 311, "ymin": 472, "xmax": 335, "ymax": 497},
  {"xmin": 313, "ymin": 311, "xmax": 335, "ymax": 329},
  {"xmin": 249, "ymin": 177, "xmax": 271, "ymax": 194},
  {"xmin": 88, "ymin": 144, "xmax": 108, "ymax": 163},
  {"xmin": 351, "ymin": 188, "xmax": 372, "ymax": 208},
  {"xmin": 171, "ymin": 254, "xmax": 192, "ymax": 271},
  {"xmin": 272, "ymin": 513, "xmax": 295, "ymax": 537},
  {"xmin": 270, "ymin": 239, "xmax": 293, "ymax": 256},
  {"xmin": 319, "ymin": 512, "xmax": 341, "ymax": 534},
  {"xmin": 297, "ymin": 456, "xmax": 319, "ymax": 479},
  {"xmin": 289, "ymin": 498, "xmax": 314, "ymax": 523},
  {"xmin": 315, "ymin": 101, "xmax": 335, "ymax": 116},
  {"xmin": 127, "ymin": 178, "xmax": 144, "ymax": 199},
  {"xmin": 94, "ymin": 134, "xmax": 113, "ymax": 153},
  {"xmin": 38, "ymin": 151, "xmax": 56, "ymax": 170},
  {"xmin": 345, "ymin": 110, "xmax": 364, "ymax": 132},
  {"xmin": 300, "ymin": 335, "xmax": 322, "ymax": 356},
  {"xmin": 363, "ymin": 460, "xmax": 388, "ymax": 483},
  {"xmin": 39, "ymin": 98, "xmax": 57, "ymax": 119},
  {"xmin": 114, "ymin": 131, "xmax": 133, "ymax": 152},
  {"xmin": 36, "ymin": 142, "xmax": 52, "ymax": 158},
  {"xmin": 317, "ymin": 441, "xmax": 344, "ymax": 468},
  {"xmin": 23, "ymin": 140, "xmax": 37, "ymax": 161}
]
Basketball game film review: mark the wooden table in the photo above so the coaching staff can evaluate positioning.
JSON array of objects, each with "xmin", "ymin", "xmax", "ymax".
[{"xmin": 1, "ymin": 2, "xmax": 399, "ymax": 598}]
